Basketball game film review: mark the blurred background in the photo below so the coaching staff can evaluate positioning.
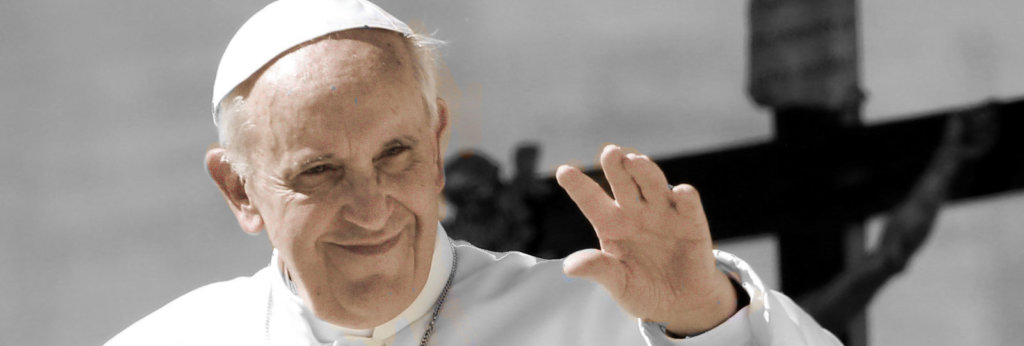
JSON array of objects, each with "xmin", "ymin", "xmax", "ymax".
[{"xmin": 1, "ymin": 0, "xmax": 1022, "ymax": 344}]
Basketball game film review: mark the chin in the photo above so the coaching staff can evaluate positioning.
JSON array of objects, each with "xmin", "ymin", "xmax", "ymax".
[{"xmin": 302, "ymin": 217, "xmax": 434, "ymax": 326}]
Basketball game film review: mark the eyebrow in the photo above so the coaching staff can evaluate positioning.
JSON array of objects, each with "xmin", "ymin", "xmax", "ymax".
[
  {"xmin": 383, "ymin": 135, "xmax": 418, "ymax": 148},
  {"xmin": 388, "ymin": 135, "xmax": 421, "ymax": 149}
]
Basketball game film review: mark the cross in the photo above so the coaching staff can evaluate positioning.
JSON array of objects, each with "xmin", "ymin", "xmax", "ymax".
[{"xmin": 516, "ymin": 97, "xmax": 1022, "ymax": 344}]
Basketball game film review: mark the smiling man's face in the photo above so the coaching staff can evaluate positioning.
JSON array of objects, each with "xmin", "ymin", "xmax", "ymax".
[{"xmin": 233, "ymin": 29, "xmax": 447, "ymax": 328}]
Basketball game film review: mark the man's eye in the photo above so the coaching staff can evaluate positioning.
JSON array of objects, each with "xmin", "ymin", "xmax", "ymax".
[
  {"xmin": 303, "ymin": 165, "xmax": 335, "ymax": 175},
  {"xmin": 382, "ymin": 145, "xmax": 409, "ymax": 158}
]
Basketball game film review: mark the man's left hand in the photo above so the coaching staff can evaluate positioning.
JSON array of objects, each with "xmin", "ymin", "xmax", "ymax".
[{"xmin": 556, "ymin": 144, "xmax": 738, "ymax": 336}]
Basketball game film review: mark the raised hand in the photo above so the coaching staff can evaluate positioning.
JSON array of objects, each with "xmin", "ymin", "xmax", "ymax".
[{"xmin": 555, "ymin": 144, "xmax": 738, "ymax": 336}]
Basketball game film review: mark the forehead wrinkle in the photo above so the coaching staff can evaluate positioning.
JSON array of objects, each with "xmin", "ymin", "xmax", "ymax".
[
  {"xmin": 264, "ymin": 30, "xmax": 412, "ymax": 92},
  {"xmin": 257, "ymin": 33, "xmax": 416, "ymax": 130}
]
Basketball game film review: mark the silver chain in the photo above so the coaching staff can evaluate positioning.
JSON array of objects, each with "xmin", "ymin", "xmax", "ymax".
[{"xmin": 420, "ymin": 241, "xmax": 457, "ymax": 346}]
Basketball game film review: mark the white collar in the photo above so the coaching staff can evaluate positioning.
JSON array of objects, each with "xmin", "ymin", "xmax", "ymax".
[{"xmin": 269, "ymin": 223, "xmax": 454, "ymax": 343}]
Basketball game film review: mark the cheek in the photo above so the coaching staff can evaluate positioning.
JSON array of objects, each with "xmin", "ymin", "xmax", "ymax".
[
  {"xmin": 388, "ymin": 156, "xmax": 441, "ymax": 213},
  {"xmin": 260, "ymin": 193, "xmax": 333, "ymax": 246}
]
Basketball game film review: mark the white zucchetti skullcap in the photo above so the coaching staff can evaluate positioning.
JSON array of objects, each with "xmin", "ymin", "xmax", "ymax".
[{"xmin": 211, "ymin": 0, "xmax": 414, "ymax": 124}]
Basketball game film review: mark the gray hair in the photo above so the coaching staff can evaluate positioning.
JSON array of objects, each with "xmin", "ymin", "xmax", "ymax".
[{"xmin": 215, "ymin": 31, "xmax": 445, "ymax": 178}]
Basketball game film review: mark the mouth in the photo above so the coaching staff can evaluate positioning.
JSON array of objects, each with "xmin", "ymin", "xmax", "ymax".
[{"xmin": 336, "ymin": 231, "xmax": 402, "ymax": 256}]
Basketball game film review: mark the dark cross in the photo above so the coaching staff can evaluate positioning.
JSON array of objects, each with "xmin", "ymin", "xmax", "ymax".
[
  {"xmin": 530, "ymin": 99, "xmax": 1021, "ymax": 249},
  {"xmin": 519, "ymin": 98, "xmax": 1022, "ymax": 342}
]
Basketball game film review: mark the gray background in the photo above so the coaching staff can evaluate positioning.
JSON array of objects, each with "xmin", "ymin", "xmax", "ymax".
[{"xmin": 1, "ymin": 0, "xmax": 1022, "ymax": 344}]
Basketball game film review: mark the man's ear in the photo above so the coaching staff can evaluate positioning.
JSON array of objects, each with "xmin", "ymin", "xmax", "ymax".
[
  {"xmin": 433, "ymin": 97, "xmax": 450, "ymax": 193},
  {"xmin": 205, "ymin": 147, "xmax": 264, "ymax": 234}
]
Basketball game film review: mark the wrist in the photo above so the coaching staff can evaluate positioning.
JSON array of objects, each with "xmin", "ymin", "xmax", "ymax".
[{"xmin": 664, "ymin": 273, "xmax": 747, "ymax": 337}]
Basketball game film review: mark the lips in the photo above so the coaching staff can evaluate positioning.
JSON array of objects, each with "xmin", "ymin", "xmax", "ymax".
[{"xmin": 337, "ymin": 231, "xmax": 402, "ymax": 255}]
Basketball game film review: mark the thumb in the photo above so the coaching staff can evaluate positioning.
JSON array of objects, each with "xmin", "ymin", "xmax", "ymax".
[{"xmin": 564, "ymin": 248, "xmax": 625, "ymax": 295}]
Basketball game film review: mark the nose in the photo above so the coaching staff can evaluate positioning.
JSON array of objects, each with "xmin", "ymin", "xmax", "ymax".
[{"xmin": 340, "ymin": 172, "xmax": 393, "ymax": 231}]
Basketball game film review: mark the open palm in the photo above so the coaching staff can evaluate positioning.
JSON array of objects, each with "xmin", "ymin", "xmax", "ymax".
[{"xmin": 555, "ymin": 144, "xmax": 737, "ymax": 335}]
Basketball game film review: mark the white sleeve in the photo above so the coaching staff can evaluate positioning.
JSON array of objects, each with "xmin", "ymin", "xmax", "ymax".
[{"xmin": 638, "ymin": 250, "xmax": 843, "ymax": 346}]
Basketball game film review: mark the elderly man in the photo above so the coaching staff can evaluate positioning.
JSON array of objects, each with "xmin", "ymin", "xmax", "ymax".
[{"xmin": 107, "ymin": 0, "xmax": 840, "ymax": 345}]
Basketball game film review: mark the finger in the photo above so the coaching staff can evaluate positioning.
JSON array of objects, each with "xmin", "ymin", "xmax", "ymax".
[
  {"xmin": 599, "ymin": 144, "xmax": 640, "ymax": 206},
  {"xmin": 563, "ymin": 248, "xmax": 625, "ymax": 295},
  {"xmin": 671, "ymin": 183, "xmax": 704, "ymax": 212},
  {"xmin": 625, "ymin": 154, "xmax": 671, "ymax": 205},
  {"xmin": 556, "ymin": 165, "xmax": 614, "ymax": 226}
]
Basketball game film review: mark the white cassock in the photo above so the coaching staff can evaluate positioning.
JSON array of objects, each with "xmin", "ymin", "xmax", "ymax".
[{"xmin": 106, "ymin": 225, "xmax": 841, "ymax": 345}]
